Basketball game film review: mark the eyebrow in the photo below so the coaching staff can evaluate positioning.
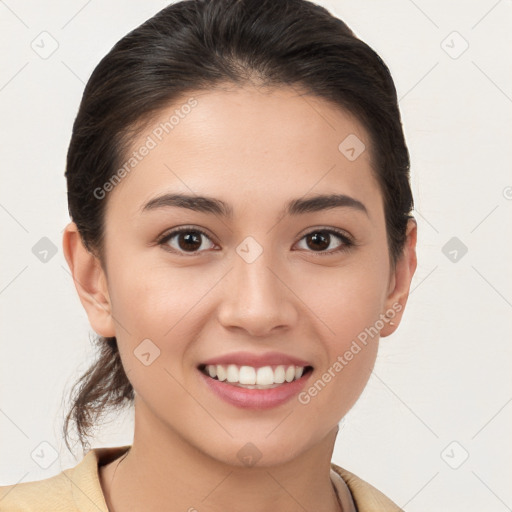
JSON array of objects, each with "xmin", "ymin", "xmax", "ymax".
[{"xmin": 140, "ymin": 192, "xmax": 368, "ymax": 218}]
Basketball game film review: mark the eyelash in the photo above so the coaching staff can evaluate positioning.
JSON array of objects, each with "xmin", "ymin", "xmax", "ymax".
[{"xmin": 156, "ymin": 226, "xmax": 355, "ymax": 257}]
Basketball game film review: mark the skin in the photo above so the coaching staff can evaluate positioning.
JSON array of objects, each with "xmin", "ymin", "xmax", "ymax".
[{"xmin": 63, "ymin": 84, "xmax": 417, "ymax": 512}]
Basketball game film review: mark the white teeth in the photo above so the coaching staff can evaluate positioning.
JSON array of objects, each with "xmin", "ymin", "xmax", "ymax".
[
  {"xmin": 226, "ymin": 364, "xmax": 238, "ymax": 383},
  {"xmin": 285, "ymin": 366, "xmax": 295, "ymax": 382},
  {"xmin": 216, "ymin": 365, "xmax": 227, "ymax": 382},
  {"xmin": 274, "ymin": 366, "xmax": 285, "ymax": 384},
  {"xmin": 256, "ymin": 366, "xmax": 274, "ymax": 385},
  {"xmin": 239, "ymin": 366, "xmax": 256, "ymax": 385},
  {"xmin": 202, "ymin": 364, "xmax": 308, "ymax": 385}
]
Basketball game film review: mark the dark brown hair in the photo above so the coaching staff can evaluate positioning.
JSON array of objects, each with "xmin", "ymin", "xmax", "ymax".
[{"xmin": 63, "ymin": 0, "xmax": 414, "ymax": 453}]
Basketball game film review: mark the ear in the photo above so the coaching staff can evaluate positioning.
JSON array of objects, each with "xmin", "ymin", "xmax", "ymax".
[
  {"xmin": 380, "ymin": 218, "xmax": 418, "ymax": 337},
  {"xmin": 62, "ymin": 221, "xmax": 116, "ymax": 337}
]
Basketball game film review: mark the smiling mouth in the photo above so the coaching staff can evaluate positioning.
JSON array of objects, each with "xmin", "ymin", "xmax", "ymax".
[{"xmin": 197, "ymin": 363, "xmax": 314, "ymax": 389}]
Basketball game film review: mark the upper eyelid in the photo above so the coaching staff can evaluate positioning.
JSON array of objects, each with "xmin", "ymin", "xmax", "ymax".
[
  {"xmin": 297, "ymin": 226, "xmax": 352, "ymax": 241},
  {"xmin": 158, "ymin": 225, "xmax": 216, "ymax": 244},
  {"xmin": 158, "ymin": 225, "xmax": 353, "ymax": 249}
]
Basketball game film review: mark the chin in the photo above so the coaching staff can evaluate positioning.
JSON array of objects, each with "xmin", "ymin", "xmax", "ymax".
[{"xmin": 194, "ymin": 431, "xmax": 312, "ymax": 469}]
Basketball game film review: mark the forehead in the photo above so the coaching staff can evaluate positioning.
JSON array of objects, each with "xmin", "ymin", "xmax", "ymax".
[{"xmin": 105, "ymin": 85, "xmax": 383, "ymax": 220}]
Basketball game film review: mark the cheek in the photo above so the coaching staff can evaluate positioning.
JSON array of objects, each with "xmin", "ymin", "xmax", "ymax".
[
  {"xmin": 293, "ymin": 257, "xmax": 389, "ymax": 338},
  {"xmin": 107, "ymin": 254, "xmax": 195, "ymax": 334},
  {"xmin": 109, "ymin": 266, "xmax": 197, "ymax": 420},
  {"xmin": 106, "ymin": 258, "xmax": 215, "ymax": 381},
  {"xmin": 299, "ymin": 342, "xmax": 378, "ymax": 437},
  {"xmin": 299, "ymin": 276, "xmax": 382, "ymax": 420},
  {"xmin": 106, "ymin": 235, "xmax": 388, "ymax": 412},
  {"xmin": 293, "ymin": 260, "xmax": 386, "ymax": 404}
]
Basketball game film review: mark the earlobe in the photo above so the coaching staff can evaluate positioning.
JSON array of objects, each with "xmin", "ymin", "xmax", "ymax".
[
  {"xmin": 62, "ymin": 221, "xmax": 116, "ymax": 338},
  {"xmin": 380, "ymin": 218, "xmax": 418, "ymax": 337}
]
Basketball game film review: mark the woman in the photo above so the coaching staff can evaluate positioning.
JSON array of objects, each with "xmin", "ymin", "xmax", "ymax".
[{"xmin": 0, "ymin": 0, "xmax": 417, "ymax": 510}]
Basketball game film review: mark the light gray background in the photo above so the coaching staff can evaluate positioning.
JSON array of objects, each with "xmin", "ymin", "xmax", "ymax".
[{"xmin": 1, "ymin": 1, "xmax": 511, "ymax": 510}]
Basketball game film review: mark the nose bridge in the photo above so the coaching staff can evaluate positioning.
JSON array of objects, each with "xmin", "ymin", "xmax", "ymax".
[{"xmin": 217, "ymin": 241, "xmax": 297, "ymax": 335}]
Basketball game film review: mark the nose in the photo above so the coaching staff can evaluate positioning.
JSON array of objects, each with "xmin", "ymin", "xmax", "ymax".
[{"xmin": 216, "ymin": 249, "xmax": 299, "ymax": 337}]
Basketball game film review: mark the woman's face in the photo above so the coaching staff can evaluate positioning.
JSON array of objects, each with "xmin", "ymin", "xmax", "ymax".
[{"xmin": 88, "ymin": 85, "xmax": 414, "ymax": 466}]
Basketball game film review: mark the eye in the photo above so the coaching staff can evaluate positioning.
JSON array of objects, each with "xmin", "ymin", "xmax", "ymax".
[
  {"xmin": 157, "ymin": 226, "xmax": 354, "ymax": 256},
  {"xmin": 294, "ymin": 228, "xmax": 354, "ymax": 256},
  {"xmin": 158, "ymin": 227, "xmax": 217, "ymax": 255}
]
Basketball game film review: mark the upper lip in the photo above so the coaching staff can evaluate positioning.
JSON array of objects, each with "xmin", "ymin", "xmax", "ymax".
[{"xmin": 199, "ymin": 351, "xmax": 313, "ymax": 368}]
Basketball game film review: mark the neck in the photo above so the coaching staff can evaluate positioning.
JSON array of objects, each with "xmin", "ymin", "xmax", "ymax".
[{"xmin": 100, "ymin": 400, "xmax": 342, "ymax": 512}]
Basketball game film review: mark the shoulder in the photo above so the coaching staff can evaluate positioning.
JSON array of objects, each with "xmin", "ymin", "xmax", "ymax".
[
  {"xmin": 0, "ymin": 469, "xmax": 75, "ymax": 512},
  {"xmin": 0, "ymin": 446, "xmax": 129, "ymax": 512},
  {"xmin": 330, "ymin": 462, "xmax": 404, "ymax": 512}
]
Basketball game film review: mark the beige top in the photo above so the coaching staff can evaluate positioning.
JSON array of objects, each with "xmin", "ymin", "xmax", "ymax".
[{"xmin": 0, "ymin": 445, "xmax": 403, "ymax": 511}]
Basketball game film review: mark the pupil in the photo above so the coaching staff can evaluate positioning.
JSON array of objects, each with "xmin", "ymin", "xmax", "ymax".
[
  {"xmin": 179, "ymin": 232, "xmax": 201, "ymax": 251},
  {"xmin": 177, "ymin": 231, "xmax": 331, "ymax": 252},
  {"xmin": 308, "ymin": 232, "xmax": 329, "ymax": 251}
]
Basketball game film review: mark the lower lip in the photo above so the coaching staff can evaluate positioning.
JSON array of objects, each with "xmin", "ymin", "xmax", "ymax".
[{"xmin": 198, "ymin": 368, "xmax": 312, "ymax": 410}]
